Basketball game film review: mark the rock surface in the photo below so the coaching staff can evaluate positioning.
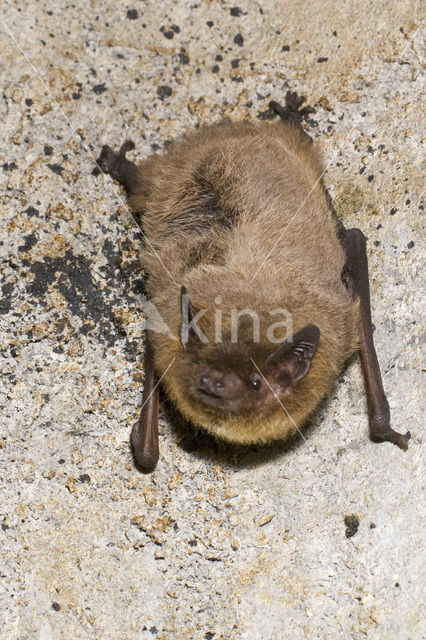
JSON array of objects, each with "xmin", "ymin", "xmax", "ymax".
[{"xmin": 0, "ymin": 1, "xmax": 424, "ymax": 639}]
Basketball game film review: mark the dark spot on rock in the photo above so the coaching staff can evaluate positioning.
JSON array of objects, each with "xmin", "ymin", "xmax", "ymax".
[
  {"xmin": 43, "ymin": 145, "xmax": 53, "ymax": 156},
  {"xmin": 160, "ymin": 26, "xmax": 174, "ymax": 39},
  {"xmin": 231, "ymin": 76, "xmax": 243, "ymax": 82},
  {"xmin": 317, "ymin": 57, "xmax": 328, "ymax": 63},
  {"xmin": 79, "ymin": 474, "xmax": 91, "ymax": 483},
  {"xmin": 373, "ymin": 240, "xmax": 380, "ymax": 246},
  {"xmin": 58, "ymin": 459, "xmax": 65, "ymax": 464},
  {"xmin": 24, "ymin": 206, "xmax": 40, "ymax": 217},
  {"xmin": 369, "ymin": 522, "xmax": 376, "ymax": 529},
  {"xmin": 407, "ymin": 240, "xmax": 414, "ymax": 249},
  {"xmin": 151, "ymin": 143, "xmax": 160, "ymax": 151},
  {"xmin": 157, "ymin": 85, "xmax": 172, "ymax": 100},
  {"xmin": 233, "ymin": 33, "xmax": 244, "ymax": 47},
  {"xmin": 19, "ymin": 232, "xmax": 38, "ymax": 252},
  {"xmin": 92, "ymin": 83, "xmax": 107, "ymax": 95},
  {"xmin": 1, "ymin": 523, "xmax": 9, "ymax": 531},
  {"xmin": 344, "ymin": 514, "xmax": 359, "ymax": 538},
  {"xmin": 25, "ymin": 98, "xmax": 33, "ymax": 106},
  {"xmin": 125, "ymin": 339, "xmax": 138, "ymax": 362},
  {"xmin": 367, "ymin": 145, "xmax": 374, "ymax": 153},
  {"xmin": 52, "ymin": 602, "xmax": 61, "ymax": 611},
  {"xmin": 368, "ymin": 174, "xmax": 374, "ymax": 182},
  {"xmin": 206, "ymin": 20, "xmax": 213, "ymax": 27},
  {"xmin": 406, "ymin": 198, "xmax": 411, "ymax": 205},
  {"xmin": 395, "ymin": 582, "xmax": 400, "ymax": 587},
  {"xmin": 102, "ymin": 238, "xmax": 121, "ymax": 267},
  {"xmin": 212, "ymin": 65, "xmax": 219, "ymax": 73},
  {"xmin": 25, "ymin": 248, "xmax": 120, "ymax": 344},
  {"xmin": 390, "ymin": 207, "xmax": 397, "ymax": 215},
  {"xmin": 72, "ymin": 92, "xmax": 82, "ymax": 100},
  {"xmin": 149, "ymin": 627, "xmax": 158, "ymax": 635},
  {"xmin": 171, "ymin": 24, "xmax": 180, "ymax": 33},
  {"xmin": 126, "ymin": 9, "xmax": 138, "ymax": 20},
  {"xmin": 0, "ymin": 282, "xmax": 14, "ymax": 315},
  {"xmin": 359, "ymin": 166, "xmax": 366, "ymax": 174},
  {"xmin": 282, "ymin": 45, "xmax": 290, "ymax": 51},
  {"xmin": 178, "ymin": 52, "xmax": 189, "ymax": 64},
  {"xmin": 230, "ymin": 7, "xmax": 242, "ymax": 16},
  {"xmin": 188, "ymin": 539, "xmax": 197, "ymax": 547},
  {"xmin": 231, "ymin": 58, "xmax": 239, "ymax": 68},
  {"xmin": 215, "ymin": 54, "xmax": 223, "ymax": 61},
  {"xmin": 204, "ymin": 633, "xmax": 215, "ymax": 640},
  {"xmin": 47, "ymin": 163, "xmax": 65, "ymax": 177}
]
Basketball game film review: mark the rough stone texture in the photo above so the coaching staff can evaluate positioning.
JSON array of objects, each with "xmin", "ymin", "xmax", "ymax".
[{"xmin": 0, "ymin": 1, "xmax": 424, "ymax": 639}]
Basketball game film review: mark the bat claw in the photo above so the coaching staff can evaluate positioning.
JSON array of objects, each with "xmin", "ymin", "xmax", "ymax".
[
  {"xmin": 92, "ymin": 144, "xmax": 117, "ymax": 175},
  {"xmin": 391, "ymin": 432, "xmax": 409, "ymax": 451},
  {"xmin": 119, "ymin": 139, "xmax": 135, "ymax": 155}
]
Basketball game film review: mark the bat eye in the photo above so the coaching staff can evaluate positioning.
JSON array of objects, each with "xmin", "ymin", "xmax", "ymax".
[{"xmin": 251, "ymin": 378, "xmax": 261, "ymax": 391}]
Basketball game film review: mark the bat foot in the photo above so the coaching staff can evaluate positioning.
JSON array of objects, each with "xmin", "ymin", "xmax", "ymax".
[
  {"xmin": 269, "ymin": 91, "xmax": 315, "ymax": 125},
  {"xmin": 92, "ymin": 139, "xmax": 140, "ymax": 192},
  {"xmin": 92, "ymin": 139, "xmax": 135, "ymax": 176},
  {"xmin": 130, "ymin": 420, "xmax": 159, "ymax": 472}
]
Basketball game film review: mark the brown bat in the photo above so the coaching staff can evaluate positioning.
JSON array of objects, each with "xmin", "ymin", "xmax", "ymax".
[{"xmin": 94, "ymin": 91, "xmax": 409, "ymax": 471}]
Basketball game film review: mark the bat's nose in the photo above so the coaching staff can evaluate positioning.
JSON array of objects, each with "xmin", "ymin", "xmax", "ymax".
[{"xmin": 198, "ymin": 372, "xmax": 225, "ymax": 397}]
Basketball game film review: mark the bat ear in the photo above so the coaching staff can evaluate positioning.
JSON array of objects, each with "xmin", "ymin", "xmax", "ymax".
[
  {"xmin": 179, "ymin": 286, "xmax": 207, "ymax": 349},
  {"xmin": 265, "ymin": 324, "xmax": 320, "ymax": 386}
]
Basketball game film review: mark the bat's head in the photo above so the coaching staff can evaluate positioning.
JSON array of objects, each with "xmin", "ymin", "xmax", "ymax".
[{"xmin": 157, "ymin": 287, "xmax": 325, "ymax": 444}]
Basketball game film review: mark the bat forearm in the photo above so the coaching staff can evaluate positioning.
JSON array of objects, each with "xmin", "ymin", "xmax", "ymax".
[
  {"xmin": 130, "ymin": 339, "xmax": 160, "ymax": 470},
  {"xmin": 343, "ymin": 228, "xmax": 409, "ymax": 450}
]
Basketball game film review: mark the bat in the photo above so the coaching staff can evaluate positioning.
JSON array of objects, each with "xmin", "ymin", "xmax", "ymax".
[{"xmin": 93, "ymin": 91, "xmax": 409, "ymax": 471}]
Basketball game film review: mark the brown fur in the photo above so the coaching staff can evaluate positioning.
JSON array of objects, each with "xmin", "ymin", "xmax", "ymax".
[{"xmin": 129, "ymin": 118, "xmax": 359, "ymax": 444}]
